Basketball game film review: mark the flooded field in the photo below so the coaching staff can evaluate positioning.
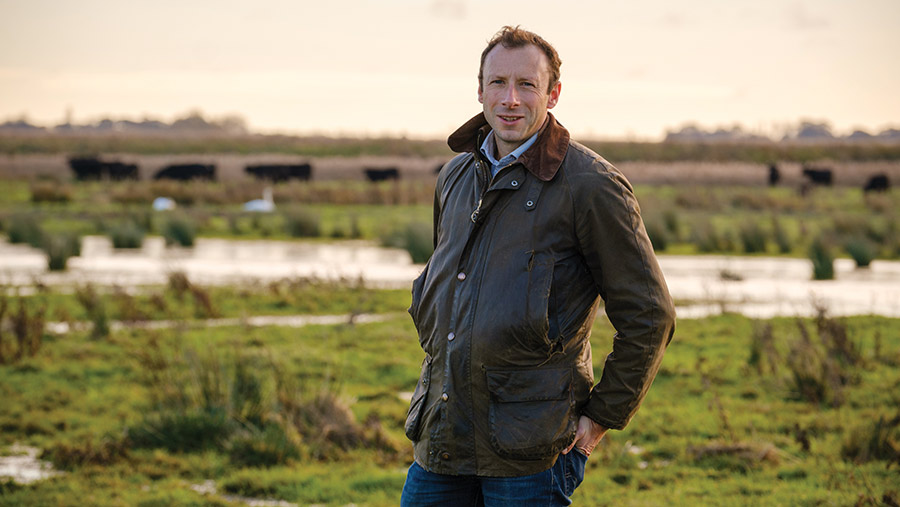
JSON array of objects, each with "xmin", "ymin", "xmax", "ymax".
[{"xmin": 3, "ymin": 237, "xmax": 898, "ymax": 319}]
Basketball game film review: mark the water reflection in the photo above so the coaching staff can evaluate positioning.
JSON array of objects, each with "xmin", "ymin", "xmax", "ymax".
[
  {"xmin": 2, "ymin": 237, "xmax": 899, "ymax": 318},
  {"xmin": 660, "ymin": 255, "xmax": 900, "ymax": 318}
]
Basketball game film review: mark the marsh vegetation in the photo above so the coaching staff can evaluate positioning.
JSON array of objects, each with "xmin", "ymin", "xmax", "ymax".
[
  {"xmin": 3, "ymin": 179, "xmax": 898, "ymax": 277},
  {"xmin": 1, "ymin": 151, "xmax": 898, "ymax": 504},
  {"xmin": 0, "ymin": 279, "xmax": 898, "ymax": 505}
]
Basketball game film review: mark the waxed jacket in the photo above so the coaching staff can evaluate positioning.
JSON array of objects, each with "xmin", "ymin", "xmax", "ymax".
[{"xmin": 404, "ymin": 112, "xmax": 676, "ymax": 477}]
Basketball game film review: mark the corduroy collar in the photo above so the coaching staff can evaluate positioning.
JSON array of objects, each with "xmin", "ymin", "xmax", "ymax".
[{"xmin": 447, "ymin": 112, "xmax": 570, "ymax": 182}]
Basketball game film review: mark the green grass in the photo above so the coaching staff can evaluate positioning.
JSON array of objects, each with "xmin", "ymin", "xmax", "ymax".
[
  {"xmin": 26, "ymin": 279, "xmax": 410, "ymax": 325},
  {"xmin": 2, "ymin": 282, "xmax": 899, "ymax": 505}
]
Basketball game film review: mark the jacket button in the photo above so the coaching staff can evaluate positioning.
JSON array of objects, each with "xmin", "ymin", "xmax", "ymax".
[
  {"xmin": 441, "ymin": 393, "xmax": 449, "ymax": 402},
  {"xmin": 447, "ymin": 332, "xmax": 455, "ymax": 341},
  {"xmin": 457, "ymin": 272, "xmax": 466, "ymax": 281},
  {"xmin": 441, "ymin": 452, "xmax": 450, "ymax": 460}
]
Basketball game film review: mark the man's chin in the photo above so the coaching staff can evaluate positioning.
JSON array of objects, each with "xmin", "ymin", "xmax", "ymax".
[{"xmin": 494, "ymin": 130, "xmax": 526, "ymax": 145}]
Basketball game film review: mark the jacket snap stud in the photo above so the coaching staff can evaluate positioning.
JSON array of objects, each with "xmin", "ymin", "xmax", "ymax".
[
  {"xmin": 526, "ymin": 200, "xmax": 534, "ymax": 207},
  {"xmin": 441, "ymin": 393, "xmax": 449, "ymax": 401},
  {"xmin": 511, "ymin": 180, "xmax": 519, "ymax": 187},
  {"xmin": 448, "ymin": 332, "xmax": 455, "ymax": 341},
  {"xmin": 457, "ymin": 272, "xmax": 466, "ymax": 281},
  {"xmin": 441, "ymin": 452, "xmax": 451, "ymax": 460}
]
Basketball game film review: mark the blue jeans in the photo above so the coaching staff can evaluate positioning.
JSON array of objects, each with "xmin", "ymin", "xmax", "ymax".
[{"xmin": 400, "ymin": 451, "xmax": 588, "ymax": 506}]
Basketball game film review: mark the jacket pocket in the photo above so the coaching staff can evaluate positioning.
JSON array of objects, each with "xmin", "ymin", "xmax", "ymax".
[
  {"xmin": 408, "ymin": 264, "xmax": 429, "ymax": 332},
  {"xmin": 484, "ymin": 366, "xmax": 576, "ymax": 460},
  {"xmin": 525, "ymin": 255, "xmax": 555, "ymax": 340},
  {"xmin": 404, "ymin": 354, "xmax": 432, "ymax": 442}
]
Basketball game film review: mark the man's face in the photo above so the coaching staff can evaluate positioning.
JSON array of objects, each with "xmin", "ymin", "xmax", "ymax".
[{"xmin": 478, "ymin": 44, "xmax": 561, "ymax": 159}]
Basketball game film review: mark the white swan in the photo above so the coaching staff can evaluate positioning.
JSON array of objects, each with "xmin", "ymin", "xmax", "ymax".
[{"xmin": 243, "ymin": 187, "xmax": 275, "ymax": 212}]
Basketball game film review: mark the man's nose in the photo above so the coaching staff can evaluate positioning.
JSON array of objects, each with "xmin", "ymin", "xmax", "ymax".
[{"xmin": 501, "ymin": 84, "xmax": 519, "ymax": 107}]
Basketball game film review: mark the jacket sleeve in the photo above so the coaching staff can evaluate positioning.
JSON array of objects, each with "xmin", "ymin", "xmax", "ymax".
[{"xmin": 571, "ymin": 161, "xmax": 676, "ymax": 430}]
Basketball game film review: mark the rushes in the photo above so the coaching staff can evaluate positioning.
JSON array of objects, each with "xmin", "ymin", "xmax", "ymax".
[
  {"xmin": 129, "ymin": 338, "xmax": 398, "ymax": 466},
  {"xmin": 42, "ymin": 232, "xmax": 82, "ymax": 271},
  {"xmin": 808, "ymin": 237, "xmax": 835, "ymax": 280},
  {"xmin": 162, "ymin": 215, "xmax": 196, "ymax": 247},
  {"xmin": 844, "ymin": 236, "xmax": 877, "ymax": 268},
  {"xmin": 840, "ymin": 414, "xmax": 900, "ymax": 466},
  {"xmin": 6, "ymin": 214, "xmax": 44, "ymax": 247},
  {"xmin": 284, "ymin": 209, "xmax": 321, "ymax": 238},
  {"xmin": 0, "ymin": 294, "xmax": 46, "ymax": 364},
  {"xmin": 74, "ymin": 284, "xmax": 110, "ymax": 339},
  {"xmin": 108, "ymin": 220, "xmax": 146, "ymax": 249},
  {"xmin": 380, "ymin": 221, "xmax": 433, "ymax": 264},
  {"xmin": 738, "ymin": 221, "xmax": 767, "ymax": 253},
  {"xmin": 3, "ymin": 215, "xmax": 81, "ymax": 270},
  {"xmin": 746, "ymin": 306, "xmax": 861, "ymax": 408}
]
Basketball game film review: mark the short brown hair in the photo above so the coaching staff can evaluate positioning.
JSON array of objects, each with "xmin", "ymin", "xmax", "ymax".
[{"xmin": 478, "ymin": 25, "xmax": 562, "ymax": 93}]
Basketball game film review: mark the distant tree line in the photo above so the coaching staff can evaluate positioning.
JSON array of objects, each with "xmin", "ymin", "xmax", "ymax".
[
  {"xmin": 0, "ymin": 110, "xmax": 247, "ymax": 136},
  {"xmin": 3, "ymin": 114, "xmax": 900, "ymax": 162},
  {"xmin": 665, "ymin": 120, "xmax": 900, "ymax": 144}
]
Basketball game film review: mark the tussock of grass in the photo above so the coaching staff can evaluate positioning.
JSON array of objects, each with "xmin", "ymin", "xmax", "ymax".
[
  {"xmin": 29, "ymin": 181, "xmax": 72, "ymax": 203},
  {"xmin": 5, "ymin": 214, "xmax": 44, "ymax": 247},
  {"xmin": 284, "ymin": 208, "xmax": 321, "ymax": 238},
  {"xmin": 107, "ymin": 221, "xmax": 145, "ymax": 249},
  {"xmin": 41, "ymin": 437, "xmax": 130, "ymax": 470},
  {"xmin": 809, "ymin": 237, "xmax": 835, "ymax": 280},
  {"xmin": 128, "ymin": 334, "xmax": 400, "ymax": 468},
  {"xmin": 840, "ymin": 414, "xmax": 900, "ymax": 465},
  {"xmin": 689, "ymin": 441, "xmax": 782, "ymax": 471},
  {"xmin": 162, "ymin": 215, "xmax": 196, "ymax": 247},
  {"xmin": 380, "ymin": 221, "xmax": 433, "ymax": 263},
  {"xmin": 0, "ymin": 295, "xmax": 46, "ymax": 364}
]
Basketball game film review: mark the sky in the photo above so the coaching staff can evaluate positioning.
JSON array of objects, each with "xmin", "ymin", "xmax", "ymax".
[{"xmin": 1, "ymin": 0, "xmax": 898, "ymax": 141}]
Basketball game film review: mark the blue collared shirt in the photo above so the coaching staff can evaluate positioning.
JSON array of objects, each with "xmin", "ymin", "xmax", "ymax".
[{"xmin": 479, "ymin": 130, "xmax": 539, "ymax": 178}]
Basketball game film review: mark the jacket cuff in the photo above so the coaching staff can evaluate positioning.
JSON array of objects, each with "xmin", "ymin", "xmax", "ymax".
[{"xmin": 581, "ymin": 400, "xmax": 626, "ymax": 431}]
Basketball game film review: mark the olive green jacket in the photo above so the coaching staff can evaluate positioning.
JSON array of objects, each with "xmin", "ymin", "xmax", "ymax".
[{"xmin": 405, "ymin": 112, "xmax": 675, "ymax": 477}]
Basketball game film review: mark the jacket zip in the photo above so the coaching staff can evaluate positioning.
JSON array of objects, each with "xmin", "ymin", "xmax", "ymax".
[
  {"xmin": 471, "ymin": 159, "xmax": 489, "ymax": 224},
  {"xmin": 470, "ymin": 197, "xmax": 483, "ymax": 223}
]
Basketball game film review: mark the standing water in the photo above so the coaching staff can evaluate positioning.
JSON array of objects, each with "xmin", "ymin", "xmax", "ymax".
[{"xmin": 2, "ymin": 237, "xmax": 899, "ymax": 318}]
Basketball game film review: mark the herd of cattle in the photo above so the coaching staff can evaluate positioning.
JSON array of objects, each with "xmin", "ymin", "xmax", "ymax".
[
  {"xmin": 766, "ymin": 163, "xmax": 890, "ymax": 192},
  {"xmin": 67, "ymin": 157, "xmax": 407, "ymax": 183},
  {"xmin": 68, "ymin": 156, "xmax": 891, "ymax": 192}
]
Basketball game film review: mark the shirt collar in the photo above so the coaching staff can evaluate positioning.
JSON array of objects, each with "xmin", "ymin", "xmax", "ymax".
[
  {"xmin": 448, "ymin": 112, "xmax": 570, "ymax": 182},
  {"xmin": 479, "ymin": 130, "xmax": 540, "ymax": 167}
]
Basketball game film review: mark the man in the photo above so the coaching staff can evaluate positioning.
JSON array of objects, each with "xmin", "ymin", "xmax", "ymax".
[{"xmin": 401, "ymin": 26, "xmax": 675, "ymax": 505}]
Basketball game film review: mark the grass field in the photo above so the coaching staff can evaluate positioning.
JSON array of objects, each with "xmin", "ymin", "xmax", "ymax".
[
  {"xmin": 1, "ymin": 154, "xmax": 898, "ymax": 504},
  {"xmin": 1, "ymin": 282, "xmax": 898, "ymax": 506}
]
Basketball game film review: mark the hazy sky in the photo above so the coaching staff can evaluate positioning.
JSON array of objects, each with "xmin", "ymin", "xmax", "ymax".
[{"xmin": 1, "ymin": 0, "xmax": 898, "ymax": 140}]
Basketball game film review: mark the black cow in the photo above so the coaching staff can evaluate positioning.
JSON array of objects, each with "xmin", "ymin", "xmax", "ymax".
[
  {"xmin": 69, "ymin": 157, "xmax": 139, "ymax": 181},
  {"xmin": 364, "ymin": 167, "xmax": 400, "ymax": 182},
  {"xmin": 768, "ymin": 164, "xmax": 780, "ymax": 187},
  {"xmin": 154, "ymin": 164, "xmax": 216, "ymax": 181},
  {"xmin": 106, "ymin": 162, "xmax": 139, "ymax": 180},
  {"xmin": 245, "ymin": 163, "xmax": 312, "ymax": 182},
  {"xmin": 802, "ymin": 167, "xmax": 833, "ymax": 186},
  {"xmin": 863, "ymin": 174, "xmax": 890, "ymax": 193}
]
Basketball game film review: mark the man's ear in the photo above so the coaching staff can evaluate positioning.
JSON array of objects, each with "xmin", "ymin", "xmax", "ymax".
[
  {"xmin": 547, "ymin": 81, "xmax": 561, "ymax": 109},
  {"xmin": 478, "ymin": 82, "xmax": 484, "ymax": 104}
]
